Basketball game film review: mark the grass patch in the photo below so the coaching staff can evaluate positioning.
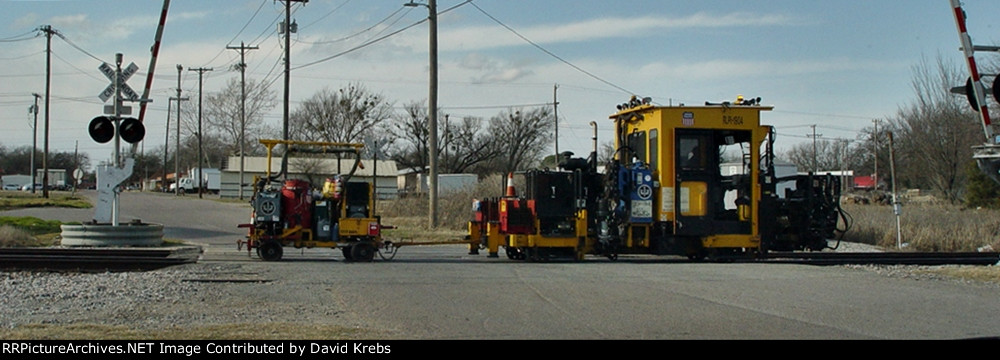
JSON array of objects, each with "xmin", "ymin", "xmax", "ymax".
[
  {"xmin": 841, "ymin": 201, "xmax": 1000, "ymax": 252},
  {"xmin": 0, "ymin": 216, "xmax": 65, "ymax": 235},
  {"xmin": 0, "ymin": 191, "xmax": 92, "ymax": 211},
  {"xmin": 380, "ymin": 216, "xmax": 467, "ymax": 242},
  {"xmin": 916, "ymin": 265, "xmax": 1000, "ymax": 284},
  {"xmin": 0, "ymin": 322, "xmax": 381, "ymax": 340}
]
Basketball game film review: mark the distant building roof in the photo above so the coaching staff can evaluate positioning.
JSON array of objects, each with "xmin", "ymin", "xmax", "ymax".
[
  {"xmin": 224, "ymin": 156, "xmax": 397, "ymax": 177},
  {"xmin": 854, "ymin": 175, "xmax": 875, "ymax": 189}
]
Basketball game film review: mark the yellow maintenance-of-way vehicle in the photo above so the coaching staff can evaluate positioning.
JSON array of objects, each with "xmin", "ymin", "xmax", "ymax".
[
  {"xmin": 468, "ymin": 96, "xmax": 848, "ymax": 261},
  {"xmin": 238, "ymin": 139, "xmax": 385, "ymax": 262}
]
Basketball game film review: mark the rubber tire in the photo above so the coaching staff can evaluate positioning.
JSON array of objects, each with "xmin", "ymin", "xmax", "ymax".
[
  {"xmin": 342, "ymin": 245, "xmax": 354, "ymax": 261},
  {"xmin": 259, "ymin": 241, "xmax": 283, "ymax": 261},
  {"xmin": 350, "ymin": 242, "xmax": 376, "ymax": 262}
]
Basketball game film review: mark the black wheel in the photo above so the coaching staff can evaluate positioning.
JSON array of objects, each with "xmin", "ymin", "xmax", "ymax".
[
  {"xmin": 687, "ymin": 251, "xmax": 707, "ymax": 261},
  {"xmin": 258, "ymin": 241, "xmax": 283, "ymax": 261},
  {"xmin": 342, "ymin": 245, "xmax": 354, "ymax": 261},
  {"xmin": 505, "ymin": 246, "xmax": 519, "ymax": 260},
  {"xmin": 350, "ymin": 242, "xmax": 376, "ymax": 262}
]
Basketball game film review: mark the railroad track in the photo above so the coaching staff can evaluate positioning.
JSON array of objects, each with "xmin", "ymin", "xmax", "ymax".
[
  {"xmin": 0, "ymin": 246, "xmax": 202, "ymax": 272},
  {"xmin": 761, "ymin": 251, "xmax": 1000, "ymax": 266},
  {"xmin": 0, "ymin": 246, "xmax": 996, "ymax": 270}
]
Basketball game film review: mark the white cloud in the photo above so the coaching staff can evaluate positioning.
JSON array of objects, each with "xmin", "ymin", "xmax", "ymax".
[
  {"xmin": 392, "ymin": 12, "xmax": 801, "ymax": 52},
  {"xmin": 12, "ymin": 13, "xmax": 39, "ymax": 30},
  {"xmin": 457, "ymin": 53, "xmax": 533, "ymax": 84}
]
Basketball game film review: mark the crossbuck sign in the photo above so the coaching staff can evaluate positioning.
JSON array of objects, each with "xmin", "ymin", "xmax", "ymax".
[{"xmin": 98, "ymin": 62, "xmax": 139, "ymax": 103}]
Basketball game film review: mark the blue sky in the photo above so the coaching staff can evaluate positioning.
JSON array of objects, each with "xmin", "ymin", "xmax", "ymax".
[{"xmin": 2, "ymin": 0, "xmax": 1000, "ymax": 168}]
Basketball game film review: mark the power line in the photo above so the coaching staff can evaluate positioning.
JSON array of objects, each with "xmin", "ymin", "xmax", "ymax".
[
  {"xmin": 226, "ymin": 0, "xmax": 268, "ymax": 46},
  {"xmin": 291, "ymin": 11, "xmax": 425, "ymax": 70},
  {"xmin": 468, "ymin": 1, "xmax": 635, "ymax": 96},
  {"xmin": 773, "ymin": 109, "xmax": 874, "ymax": 120},
  {"xmin": 291, "ymin": 0, "xmax": 471, "ymax": 70},
  {"xmin": 0, "ymin": 30, "xmax": 38, "ymax": 42},
  {"xmin": 49, "ymin": 29, "xmax": 107, "ymax": 63},
  {"xmin": 295, "ymin": 6, "xmax": 406, "ymax": 45},
  {"xmin": 299, "ymin": 0, "xmax": 353, "ymax": 31},
  {"xmin": 50, "ymin": 50, "xmax": 108, "ymax": 83}
]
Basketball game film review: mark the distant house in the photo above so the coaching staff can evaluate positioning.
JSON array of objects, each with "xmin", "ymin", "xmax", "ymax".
[{"xmin": 396, "ymin": 167, "xmax": 478, "ymax": 196}]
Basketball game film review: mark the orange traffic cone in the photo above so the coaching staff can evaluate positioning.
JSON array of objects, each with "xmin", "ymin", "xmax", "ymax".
[{"xmin": 505, "ymin": 172, "xmax": 517, "ymax": 197}]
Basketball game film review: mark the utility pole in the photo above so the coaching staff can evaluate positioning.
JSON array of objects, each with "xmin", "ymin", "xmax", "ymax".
[
  {"xmin": 553, "ymin": 83, "xmax": 559, "ymax": 162},
  {"xmin": 872, "ymin": 119, "xmax": 879, "ymax": 189},
  {"xmin": 29, "ymin": 93, "xmax": 40, "ymax": 194},
  {"xmin": 189, "ymin": 67, "xmax": 212, "ymax": 198},
  {"xmin": 280, "ymin": 0, "xmax": 308, "ymax": 180},
  {"xmin": 172, "ymin": 64, "xmax": 189, "ymax": 196},
  {"xmin": 807, "ymin": 125, "xmax": 822, "ymax": 173},
  {"xmin": 163, "ymin": 102, "xmax": 171, "ymax": 192},
  {"xmin": 39, "ymin": 25, "xmax": 55, "ymax": 199},
  {"xmin": 405, "ymin": 0, "xmax": 438, "ymax": 228},
  {"xmin": 227, "ymin": 41, "xmax": 258, "ymax": 200}
]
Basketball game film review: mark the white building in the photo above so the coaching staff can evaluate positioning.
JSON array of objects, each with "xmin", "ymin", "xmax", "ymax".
[{"xmin": 219, "ymin": 156, "xmax": 398, "ymax": 199}]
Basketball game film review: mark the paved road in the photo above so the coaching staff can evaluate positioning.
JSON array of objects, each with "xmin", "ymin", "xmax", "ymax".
[
  {"xmin": 4, "ymin": 191, "xmax": 1000, "ymax": 339},
  {"xmin": 3, "ymin": 190, "xmax": 249, "ymax": 249}
]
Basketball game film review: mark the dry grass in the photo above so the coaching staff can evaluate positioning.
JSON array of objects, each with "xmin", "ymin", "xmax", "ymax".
[
  {"xmin": 0, "ymin": 225, "xmax": 37, "ymax": 247},
  {"xmin": 914, "ymin": 266, "xmax": 1000, "ymax": 283},
  {"xmin": 0, "ymin": 323, "xmax": 381, "ymax": 340},
  {"xmin": 378, "ymin": 174, "xmax": 505, "ymax": 241},
  {"xmin": 841, "ymin": 201, "xmax": 1000, "ymax": 252}
]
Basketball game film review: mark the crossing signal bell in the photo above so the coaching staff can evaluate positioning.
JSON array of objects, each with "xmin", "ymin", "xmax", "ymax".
[{"xmin": 88, "ymin": 116, "xmax": 145, "ymax": 144}]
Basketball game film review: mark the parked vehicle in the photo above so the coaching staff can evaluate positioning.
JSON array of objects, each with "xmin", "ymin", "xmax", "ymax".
[
  {"xmin": 2, "ymin": 184, "xmax": 20, "ymax": 191},
  {"xmin": 169, "ymin": 168, "xmax": 221, "ymax": 194},
  {"xmin": 20, "ymin": 183, "xmax": 42, "ymax": 191}
]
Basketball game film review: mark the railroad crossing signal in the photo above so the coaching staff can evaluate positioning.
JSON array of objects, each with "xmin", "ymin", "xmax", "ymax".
[{"xmin": 91, "ymin": 57, "xmax": 146, "ymax": 144}]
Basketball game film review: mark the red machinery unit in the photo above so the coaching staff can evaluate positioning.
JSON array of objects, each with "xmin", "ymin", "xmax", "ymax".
[{"xmin": 281, "ymin": 179, "xmax": 312, "ymax": 232}]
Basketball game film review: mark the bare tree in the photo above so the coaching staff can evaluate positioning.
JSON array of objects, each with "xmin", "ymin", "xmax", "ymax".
[
  {"xmin": 782, "ymin": 138, "xmax": 854, "ymax": 173},
  {"xmin": 202, "ymin": 77, "xmax": 277, "ymax": 156},
  {"xmin": 388, "ymin": 102, "xmax": 500, "ymax": 175},
  {"xmin": 889, "ymin": 55, "xmax": 982, "ymax": 202},
  {"xmin": 290, "ymin": 83, "xmax": 394, "ymax": 144},
  {"xmin": 440, "ymin": 115, "xmax": 499, "ymax": 174},
  {"xmin": 488, "ymin": 107, "xmax": 553, "ymax": 174},
  {"xmin": 388, "ymin": 101, "xmax": 431, "ymax": 173}
]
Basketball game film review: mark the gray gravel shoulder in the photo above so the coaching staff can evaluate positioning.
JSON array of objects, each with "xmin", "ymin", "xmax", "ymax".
[{"xmin": 0, "ymin": 262, "xmax": 373, "ymax": 333}]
